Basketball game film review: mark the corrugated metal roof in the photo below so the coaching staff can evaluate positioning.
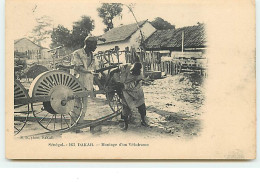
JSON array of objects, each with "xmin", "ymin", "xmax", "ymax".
[
  {"xmin": 97, "ymin": 20, "xmax": 147, "ymax": 45},
  {"xmin": 145, "ymin": 24, "xmax": 206, "ymax": 49}
]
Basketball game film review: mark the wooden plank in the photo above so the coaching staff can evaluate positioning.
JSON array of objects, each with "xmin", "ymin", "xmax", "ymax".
[
  {"xmin": 14, "ymin": 96, "xmax": 51, "ymax": 105},
  {"xmin": 14, "ymin": 90, "xmax": 91, "ymax": 105},
  {"xmin": 14, "ymin": 116, "xmax": 70, "ymax": 122}
]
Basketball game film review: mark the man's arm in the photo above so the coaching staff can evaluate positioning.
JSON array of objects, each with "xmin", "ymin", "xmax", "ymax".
[
  {"xmin": 76, "ymin": 65, "xmax": 93, "ymax": 74},
  {"xmin": 109, "ymin": 67, "xmax": 120, "ymax": 76}
]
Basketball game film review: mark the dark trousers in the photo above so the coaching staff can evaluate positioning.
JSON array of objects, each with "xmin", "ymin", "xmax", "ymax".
[{"xmin": 121, "ymin": 103, "xmax": 146, "ymax": 123}]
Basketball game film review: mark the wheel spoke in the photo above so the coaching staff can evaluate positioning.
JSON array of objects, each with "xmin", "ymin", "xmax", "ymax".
[
  {"xmin": 34, "ymin": 109, "xmax": 44, "ymax": 115},
  {"xmin": 61, "ymin": 114, "xmax": 63, "ymax": 129},
  {"xmin": 38, "ymin": 112, "xmax": 50, "ymax": 123},
  {"xmin": 62, "ymin": 115, "xmax": 70, "ymax": 127},
  {"xmin": 46, "ymin": 114, "xmax": 54, "ymax": 128},
  {"xmin": 71, "ymin": 110, "xmax": 79, "ymax": 118},
  {"xmin": 14, "ymin": 80, "xmax": 30, "ymax": 135},
  {"xmin": 54, "ymin": 114, "xmax": 56, "ymax": 130},
  {"xmin": 68, "ymin": 112, "xmax": 76, "ymax": 125},
  {"xmin": 14, "ymin": 126, "xmax": 19, "ymax": 131},
  {"xmin": 29, "ymin": 71, "xmax": 85, "ymax": 131}
]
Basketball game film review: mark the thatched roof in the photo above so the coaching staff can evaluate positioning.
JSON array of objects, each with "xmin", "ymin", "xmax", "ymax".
[
  {"xmin": 145, "ymin": 24, "xmax": 206, "ymax": 50},
  {"xmin": 97, "ymin": 20, "xmax": 147, "ymax": 45}
]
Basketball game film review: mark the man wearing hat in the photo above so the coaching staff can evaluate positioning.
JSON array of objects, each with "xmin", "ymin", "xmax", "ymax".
[{"xmin": 71, "ymin": 35, "xmax": 97, "ymax": 120}]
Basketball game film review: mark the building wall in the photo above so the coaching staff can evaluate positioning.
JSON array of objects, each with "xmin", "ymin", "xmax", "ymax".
[
  {"xmin": 96, "ymin": 40, "xmax": 130, "ymax": 53},
  {"xmin": 95, "ymin": 22, "xmax": 156, "ymax": 64},
  {"xmin": 129, "ymin": 22, "xmax": 156, "ymax": 48},
  {"xmin": 15, "ymin": 39, "xmax": 40, "ymax": 60},
  {"xmin": 95, "ymin": 40, "xmax": 130, "ymax": 64},
  {"xmin": 41, "ymin": 49, "xmax": 52, "ymax": 59},
  {"xmin": 14, "ymin": 39, "xmax": 40, "ymax": 53},
  {"xmin": 14, "ymin": 38, "xmax": 51, "ymax": 60}
]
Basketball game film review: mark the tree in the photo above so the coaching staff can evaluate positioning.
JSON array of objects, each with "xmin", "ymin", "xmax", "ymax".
[
  {"xmin": 97, "ymin": 3, "xmax": 123, "ymax": 32},
  {"xmin": 50, "ymin": 15, "xmax": 95, "ymax": 51},
  {"xmin": 71, "ymin": 15, "xmax": 95, "ymax": 49},
  {"xmin": 29, "ymin": 15, "xmax": 53, "ymax": 46},
  {"xmin": 50, "ymin": 25, "xmax": 71, "ymax": 49},
  {"xmin": 151, "ymin": 17, "xmax": 175, "ymax": 30}
]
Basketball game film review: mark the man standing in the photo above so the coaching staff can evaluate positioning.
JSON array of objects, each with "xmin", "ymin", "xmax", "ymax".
[{"xmin": 71, "ymin": 36, "xmax": 97, "ymax": 120}]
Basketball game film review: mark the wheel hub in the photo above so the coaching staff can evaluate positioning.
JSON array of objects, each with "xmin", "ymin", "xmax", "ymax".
[{"xmin": 50, "ymin": 85, "xmax": 75, "ymax": 114}]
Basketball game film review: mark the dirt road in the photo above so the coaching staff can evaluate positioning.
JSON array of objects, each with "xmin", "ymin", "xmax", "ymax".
[{"xmin": 17, "ymin": 73, "xmax": 205, "ymax": 140}]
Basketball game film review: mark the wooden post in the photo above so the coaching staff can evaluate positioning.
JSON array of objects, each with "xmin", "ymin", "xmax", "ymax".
[
  {"xmin": 150, "ymin": 51, "xmax": 153, "ymax": 71},
  {"xmin": 182, "ymin": 31, "xmax": 184, "ymax": 53},
  {"xmin": 169, "ymin": 62, "xmax": 170, "ymax": 74},
  {"xmin": 114, "ymin": 46, "xmax": 120, "ymax": 65},
  {"xmin": 170, "ymin": 61, "xmax": 172, "ymax": 75},
  {"xmin": 141, "ymin": 50, "xmax": 146, "ymax": 75},
  {"xmin": 172, "ymin": 62, "xmax": 175, "ymax": 75},
  {"xmin": 166, "ymin": 62, "xmax": 169, "ymax": 74},
  {"xmin": 125, "ymin": 47, "xmax": 128, "ymax": 63}
]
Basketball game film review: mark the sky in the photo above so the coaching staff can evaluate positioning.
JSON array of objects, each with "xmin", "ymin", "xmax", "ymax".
[{"xmin": 13, "ymin": 1, "xmax": 207, "ymax": 48}]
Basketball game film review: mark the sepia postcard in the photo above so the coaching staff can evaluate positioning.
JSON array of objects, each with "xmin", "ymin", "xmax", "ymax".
[{"xmin": 6, "ymin": 0, "xmax": 256, "ymax": 159}]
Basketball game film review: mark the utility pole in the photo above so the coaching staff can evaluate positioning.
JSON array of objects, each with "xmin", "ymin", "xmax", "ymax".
[{"xmin": 121, "ymin": 3, "xmax": 146, "ymax": 74}]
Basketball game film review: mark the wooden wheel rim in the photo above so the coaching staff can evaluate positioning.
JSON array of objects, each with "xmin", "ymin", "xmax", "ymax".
[
  {"xmin": 14, "ymin": 80, "xmax": 30, "ymax": 135},
  {"xmin": 29, "ymin": 70, "xmax": 86, "ymax": 131}
]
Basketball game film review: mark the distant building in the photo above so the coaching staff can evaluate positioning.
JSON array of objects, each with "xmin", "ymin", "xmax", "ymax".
[
  {"xmin": 96, "ymin": 20, "xmax": 157, "ymax": 63},
  {"xmin": 144, "ymin": 23, "xmax": 207, "ymax": 58},
  {"xmin": 14, "ymin": 38, "xmax": 52, "ymax": 60}
]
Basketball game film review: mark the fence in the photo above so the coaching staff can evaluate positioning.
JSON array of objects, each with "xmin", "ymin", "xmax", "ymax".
[
  {"xmin": 143, "ymin": 51, "xmax": 208, "ymax": 77},
  {"xmin": 25, "ymin": 46, "xmax": 208, "ymax": 77}
]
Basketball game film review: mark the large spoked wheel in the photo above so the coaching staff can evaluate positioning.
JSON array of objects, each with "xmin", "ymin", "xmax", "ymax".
[
  {"xmin": 29, "ymin": 70, "xmax": 86, "ymax": 132},
  {"xmin": 14, "ymin": 80, "xmax": 30, "ymax": 135},
  {"xmin": 106, "ymin": 91, "xmax": 122, "ymax": 113}
]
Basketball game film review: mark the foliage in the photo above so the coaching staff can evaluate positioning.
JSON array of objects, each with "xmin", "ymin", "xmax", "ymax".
[
  {"xmin": 50, "ymin": 25, "xmax": 71, "ymax": 49},
  {"xmin": 71, "ymin": 16, "xmax": 95, "ymax": 49},
  {"xmin": 50, "ymin": 16, "xmax": 95, "ymax": 51},
  {"xmin": 29, "ymin": 16, "xmax": 53, "ymax": 46},
  {"xmin": 97, "ymin": 3, "xmax": 123, "ymax": 32},
  {"xmin": 151, "ymin": 17, "xmax": 175, "ymax": 30}
]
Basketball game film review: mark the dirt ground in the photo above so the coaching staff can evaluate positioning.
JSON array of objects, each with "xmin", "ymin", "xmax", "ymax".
[
  {"xmin": 142, "ymin": 72, "xmax": 205, "ymax": 138},
  {"xmin": 17, "ymin": 72, "xmax": 205, "ymax": 140}
]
